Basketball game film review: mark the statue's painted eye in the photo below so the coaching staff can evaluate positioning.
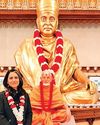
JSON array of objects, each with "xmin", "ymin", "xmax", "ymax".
[
  {"xmin": 50, "ymin": 16, "xmax": 55, "ymax": 22},
  {"xmin": 41, "ymin": 16, "xmax": 46, "ymax": 22}
]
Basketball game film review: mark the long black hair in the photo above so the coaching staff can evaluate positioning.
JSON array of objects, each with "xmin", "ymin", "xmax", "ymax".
[{"xmin": 3, "ymin": 68, "xmax": 23, "ymax": 89}]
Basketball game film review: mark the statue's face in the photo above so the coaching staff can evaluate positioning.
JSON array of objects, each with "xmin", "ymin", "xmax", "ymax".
[{"xmin": 37, "ymin": 12, "xmax": 58, "ymax": 37}]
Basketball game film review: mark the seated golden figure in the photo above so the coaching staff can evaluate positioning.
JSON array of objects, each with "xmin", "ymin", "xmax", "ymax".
[{"xmin": 15, "ymin": 0, "xmax": 98, "ymax": 105}]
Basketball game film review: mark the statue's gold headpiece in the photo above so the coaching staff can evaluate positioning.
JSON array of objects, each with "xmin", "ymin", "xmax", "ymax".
[{"xmin": 37, "ymin": 0, "xmax": 59, "ymax": 16}]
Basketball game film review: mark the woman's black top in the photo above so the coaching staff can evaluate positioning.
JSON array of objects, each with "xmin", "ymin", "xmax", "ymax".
[{"xmin": 0, "ymin": 87, "xmax": 32, "ymax": 125}]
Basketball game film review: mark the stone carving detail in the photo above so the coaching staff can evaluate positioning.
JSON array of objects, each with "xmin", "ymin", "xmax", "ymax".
[{"xmin": 0, "ymin": 0, "xmax": 99, "ymax": 10}]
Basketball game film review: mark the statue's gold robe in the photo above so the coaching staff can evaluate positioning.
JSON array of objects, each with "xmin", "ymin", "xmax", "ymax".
[
  {"xmin": 15, "ymin": 38, "xmax": 98, "ymax": 104},
  {"xmin": 30, "ymin": 85, "xmax": 71, "ymax": 125}
]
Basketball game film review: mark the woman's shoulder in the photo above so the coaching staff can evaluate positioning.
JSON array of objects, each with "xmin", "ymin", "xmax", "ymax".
[
  {"xmin": 21, "ymin": 89, "xmax": 27, "ymax": 94},
  {"xmin": 0, "ymin": 91, "xmax": 5, "ymax": 99},
  {"xmin": 0, "ymin": 90, "xmax": 5, "ymax": 94},
  {"xmin": 22, "ymin": 89, "xmax": 30, "ymax": 97}
]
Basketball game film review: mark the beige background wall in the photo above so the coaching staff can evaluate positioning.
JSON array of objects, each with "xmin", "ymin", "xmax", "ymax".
[{"xmin": 0, "ymin": 20, "xmax": 100, "ymax": 67}]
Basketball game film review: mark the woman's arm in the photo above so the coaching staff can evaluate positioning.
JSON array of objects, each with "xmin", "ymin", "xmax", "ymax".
[
  {"xmin": 0, "ymin": 92, "xmax": 10, "ymax": 125},
  {"xmin": 25, "ymin": 93, "xmax": 32, "ymax": 125}
]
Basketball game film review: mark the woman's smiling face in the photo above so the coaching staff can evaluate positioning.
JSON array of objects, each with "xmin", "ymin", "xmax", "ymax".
[{"xmin": 7, "ymin": 72, "xmax": 19, "ymax": 90}]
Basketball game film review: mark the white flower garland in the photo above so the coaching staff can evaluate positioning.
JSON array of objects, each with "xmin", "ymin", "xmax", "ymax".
[{"xmin": 5, "ymin": 90, "xmax": 25, "ymax": 125}]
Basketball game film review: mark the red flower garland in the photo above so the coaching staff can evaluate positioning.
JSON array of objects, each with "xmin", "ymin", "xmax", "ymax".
[
  {"xmin": 33, "ymin": 29, "xmax": 63, "ymax": 111},
  {"xmin": 34, "ymin": 29, "xmax": 63, "ymax": 74},
  {"xmin": 5, "ymin": 90, "xmax": 25, "ymax": 125}
]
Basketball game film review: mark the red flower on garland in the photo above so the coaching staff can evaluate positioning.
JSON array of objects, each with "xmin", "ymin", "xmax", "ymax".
[{"xmin": 33, "ymin": 29, "xmax": 64, "ymax": 112}]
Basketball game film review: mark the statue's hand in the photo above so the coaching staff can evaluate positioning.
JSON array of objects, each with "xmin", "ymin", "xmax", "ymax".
[
  {"xmin": 61, "ymin": 82, "xmax": 83, "ymax": 93},
  {"xmin": 88, "ymin": 81, "xmax": 97, "ymax": 94}
]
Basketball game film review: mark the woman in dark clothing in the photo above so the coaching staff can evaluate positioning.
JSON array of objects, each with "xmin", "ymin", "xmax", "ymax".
[{"xmin": 0, "ymin": 68, "xmax": 32, "ymax": 125}]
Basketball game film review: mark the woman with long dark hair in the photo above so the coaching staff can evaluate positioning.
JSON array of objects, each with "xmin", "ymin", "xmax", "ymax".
[{"xmin": 0, "ymin": 68, "xmax": 32, "ymax": 125}]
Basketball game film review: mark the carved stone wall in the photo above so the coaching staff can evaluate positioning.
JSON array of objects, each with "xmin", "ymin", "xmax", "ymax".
[{"xmin": 0, "ymin": 0, "xmax": 100, "ymax": 10}]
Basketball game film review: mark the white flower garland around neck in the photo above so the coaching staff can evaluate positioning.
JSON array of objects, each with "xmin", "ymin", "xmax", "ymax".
[{"xmin": 5, "ymin": 90, "xmax": 25, "ymax": 125}]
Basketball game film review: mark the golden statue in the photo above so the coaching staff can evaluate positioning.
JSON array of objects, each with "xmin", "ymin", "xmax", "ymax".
[{"xmin": 15, "ymin": 0, "xmax": 98, "ymax": 106}]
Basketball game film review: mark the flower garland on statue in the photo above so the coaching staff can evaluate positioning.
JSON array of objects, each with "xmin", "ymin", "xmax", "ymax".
[
  {"xmin": 5, "ymin": 90, "xmax": 25, "ymax": 125},
  {"xmin": 33, "ymin": 29, "xmax": 63, "ymax": 112}
]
